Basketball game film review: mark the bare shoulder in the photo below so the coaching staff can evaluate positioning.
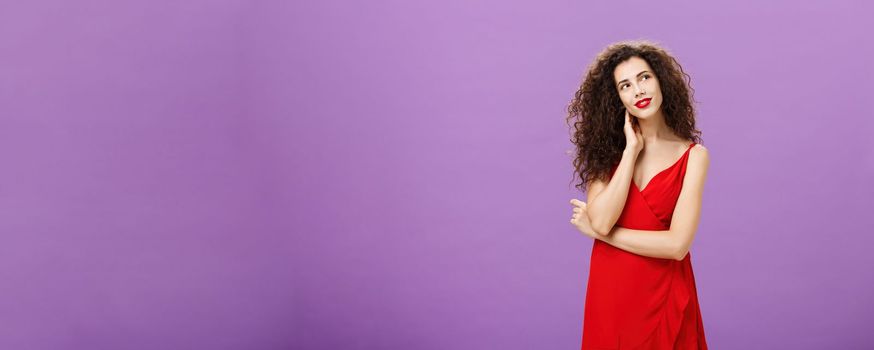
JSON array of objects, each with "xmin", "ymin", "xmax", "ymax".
[
  {"xmin": 689, "ymin": 143, "xmax": 710, "ymax": 166},
  {"xmin": 676, "ymin": 143, "xmax": 709, "ymax": 201},
  {"xmin": 687, "ymin": 144, "xmax": 710, "ymax": 180}
]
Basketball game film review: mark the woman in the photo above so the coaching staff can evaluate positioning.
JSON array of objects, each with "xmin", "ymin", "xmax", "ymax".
[{"xmin": 566, "ymin": 40, "xmax": 710, "ymax": 349}]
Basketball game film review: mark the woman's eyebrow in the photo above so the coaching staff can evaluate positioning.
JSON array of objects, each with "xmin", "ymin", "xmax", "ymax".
[{"xmin": 616, "ymin": 71, "xmax": 650, "ymax": 87}]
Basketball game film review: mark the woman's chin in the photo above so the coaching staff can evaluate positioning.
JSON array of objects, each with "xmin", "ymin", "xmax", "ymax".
[{"xmin": 633, "ymin": 106, "xmax": 659, "ymax": 119}]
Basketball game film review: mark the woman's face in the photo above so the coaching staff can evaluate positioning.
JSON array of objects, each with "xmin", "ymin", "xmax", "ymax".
[{"xmin": 613, "ymin": 56, "xmax": 662, "ymax": 119}]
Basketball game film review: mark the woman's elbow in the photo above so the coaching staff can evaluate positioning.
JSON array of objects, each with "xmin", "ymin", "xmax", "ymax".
[
  {"xmin": 672, "ymin": 247, "xmax": 689, "ymax": 261},
  {"xmin": 587, "ymin": 215, "xmax": 611, "ymax": 236},
  {"xmin": 593, "ymin": 226, "xmax": 611, "ymax": 237},
  {"xmin": 586, "ymin": 212, "xmax": 612, "ymax": 236}
]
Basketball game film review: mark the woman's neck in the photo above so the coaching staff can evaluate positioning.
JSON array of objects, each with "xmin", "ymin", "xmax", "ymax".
[{"xmin": 637, "ymin": 110, "xmax": 677, "ymax": 144}]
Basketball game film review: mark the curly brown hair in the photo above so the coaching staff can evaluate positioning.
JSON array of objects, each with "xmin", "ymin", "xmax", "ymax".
[{"xmin": 566, "ymin": 39, "xmax": 702, "ymax": 194}]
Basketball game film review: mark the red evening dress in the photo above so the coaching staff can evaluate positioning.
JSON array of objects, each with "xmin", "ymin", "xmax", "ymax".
[{"xmin": 581, "ymin": 142, "xmax": 707, "ymax": 349}]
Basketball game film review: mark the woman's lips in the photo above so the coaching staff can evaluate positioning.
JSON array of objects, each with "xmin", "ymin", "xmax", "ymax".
[{"xmin": 635, "ymin": 98, "xmax": 652, "ymax": 108}]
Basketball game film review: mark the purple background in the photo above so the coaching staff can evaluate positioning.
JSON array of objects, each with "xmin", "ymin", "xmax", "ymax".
[{"xmin": 1, "ymin": 0, "xmax": 872, "ymax": 349}]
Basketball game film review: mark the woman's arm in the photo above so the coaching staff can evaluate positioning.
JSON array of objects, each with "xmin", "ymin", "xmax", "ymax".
[
  {"xmin": 597, "ymin": 145, "xmax": 710, "ymax": 260},
  {"xmin": 598, "ymin": 227, "xmax": 676, "ymax": 259},
  {"xmin": 586, "ymin": 149, "xmax": 639, "ymax": 236}
]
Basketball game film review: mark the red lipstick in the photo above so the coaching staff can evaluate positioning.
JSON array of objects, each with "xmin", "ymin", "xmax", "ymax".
[{"xmin": 635, "ymin": 98, "xmax": 651, "ymax": 109}]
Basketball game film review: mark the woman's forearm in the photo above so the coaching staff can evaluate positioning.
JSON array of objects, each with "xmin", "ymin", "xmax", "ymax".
[
  {"xmin": 597, "ymin": 226, "xmax": 681, "ymax": 260},
  {"xmin": 587, "ymin": 150, "xmax": 639, "ymax": 235}
]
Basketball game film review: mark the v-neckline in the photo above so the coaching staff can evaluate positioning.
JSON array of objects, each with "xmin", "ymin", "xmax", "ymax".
[{"xmin": 632, "ymin": 143, "xmax": 695, "ymax": 193}]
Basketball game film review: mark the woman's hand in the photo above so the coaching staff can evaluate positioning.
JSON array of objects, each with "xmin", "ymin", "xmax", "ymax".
[
  {"xmin": 623, "ymin": 109, "xmax": 644, "ymax": 155},
  {"xmin": 570, "ymin": 199, "xmax": 601, "ymax": 240}
]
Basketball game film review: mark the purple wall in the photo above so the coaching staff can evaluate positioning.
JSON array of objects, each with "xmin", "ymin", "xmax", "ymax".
[{"xmin": 1, "ymin": 0, "xmax": 872, "ymax": 349}]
